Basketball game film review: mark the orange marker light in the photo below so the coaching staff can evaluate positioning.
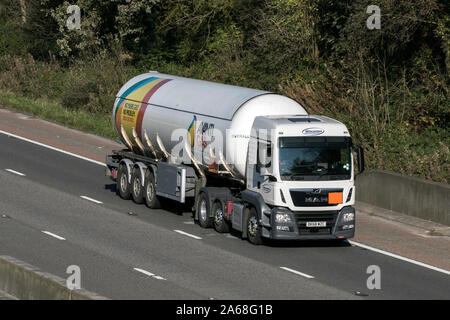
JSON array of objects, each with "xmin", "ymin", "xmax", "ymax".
[{"xmin": 328, "ymin": 192, "xmax": 343, "ymax": 204}]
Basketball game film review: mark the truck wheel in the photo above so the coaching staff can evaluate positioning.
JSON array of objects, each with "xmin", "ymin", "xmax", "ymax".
[
  {"xmin": 213, "ymin": 201, "xmax": 230, "ymax": 233},
  {"xmin": 144, "ymin": 170, "xmax": 161, "ymax": 209},
  {"xmin": 117, "ymin": 164, "xmax": 131, "ymax": 200},
  {"xmin": 197, "ymin": 193, "xmax": 213, "ymax": 228},
  {"xmin": 247, "ymin": 207, "xmax": 263, "ymax": 245},
  {"xmin": 131, "ymin": 168, "xmax": 144, "ymax": 204}
]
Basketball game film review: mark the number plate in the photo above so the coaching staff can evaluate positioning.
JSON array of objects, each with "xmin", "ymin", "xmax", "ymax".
[{"xmin": 306, "ymin": 221, "xmax": 326, "ymax": 227}]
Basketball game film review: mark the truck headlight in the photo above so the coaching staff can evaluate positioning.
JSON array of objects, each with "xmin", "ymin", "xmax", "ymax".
[
  {"xmin": 342, "ymin": 212, "xmax": 355, "ymax": 222},
  {"xmin": 275, "ymin": 213, "xmax": 292, "ymax": 223}
]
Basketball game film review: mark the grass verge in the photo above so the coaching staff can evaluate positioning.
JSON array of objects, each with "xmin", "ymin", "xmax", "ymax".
[{"xmin": 0, "ymin": 91, "xmax": 116, "ymax": 139}]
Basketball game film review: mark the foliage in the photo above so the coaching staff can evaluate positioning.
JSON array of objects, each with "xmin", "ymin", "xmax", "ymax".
[{"xmin": 0, "ymin": 0, "xmax": 448, "ymax": 182}]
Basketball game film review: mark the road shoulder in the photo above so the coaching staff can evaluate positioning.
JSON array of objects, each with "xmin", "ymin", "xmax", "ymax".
[{"xmin": 354, "ymin": 202, "xmax": 450, "ymax": 271}]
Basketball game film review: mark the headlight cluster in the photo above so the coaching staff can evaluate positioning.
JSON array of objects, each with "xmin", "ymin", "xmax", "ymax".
[
  {"xmin": 342, "ymin": 212, "xmax": 355, "ymax": 222},
  {"xmin": 275, "ymin": 213, "xmax": 292, "ymax": 223}
]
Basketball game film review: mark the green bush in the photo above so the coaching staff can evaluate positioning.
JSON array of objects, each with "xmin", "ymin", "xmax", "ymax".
[{"xmin": 0, "ymin": 0, "xmax": 448, "ymax": 183}]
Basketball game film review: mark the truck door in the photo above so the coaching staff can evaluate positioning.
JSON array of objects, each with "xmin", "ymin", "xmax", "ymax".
[{"xmin": 246, "ymin": 135, "xmax": 275, "ymax": 203}]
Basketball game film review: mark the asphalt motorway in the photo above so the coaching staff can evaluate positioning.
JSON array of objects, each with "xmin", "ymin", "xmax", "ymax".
[{"xmin": 0, "ymin": 133, "xmax": 449, "ymax": 300}]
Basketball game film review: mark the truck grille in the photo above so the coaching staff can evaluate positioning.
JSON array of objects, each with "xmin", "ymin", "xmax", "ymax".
[
  {"xmin": 294, "ymin": 211, "xmax": 338, "ymax": 235},
  {"xmin": 290, "ymin": 189, "xmax": 343, "ymax": 207}
]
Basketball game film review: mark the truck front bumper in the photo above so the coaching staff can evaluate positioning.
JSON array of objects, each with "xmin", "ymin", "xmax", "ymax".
[{"xmin": 266, "ymin": 206, "xmax": 355, "ymax": 240}]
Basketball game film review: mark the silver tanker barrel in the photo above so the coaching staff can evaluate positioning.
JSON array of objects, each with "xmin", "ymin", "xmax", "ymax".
[{"xmin": 112, "ymin": 72, "xmax": 307, "ymax": 177}]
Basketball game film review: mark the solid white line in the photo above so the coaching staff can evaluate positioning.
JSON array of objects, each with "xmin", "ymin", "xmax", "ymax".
[
  {"xmin": 0, "ymin": 130, "xmax": 105, "ymax": 167},
  {"xmin": 280, "ymin": 267, "xmax": 315, "ymax": 279},
  {"xmin": 5, "ymin": 169, "xmax": 26, "ymax": 176},
  {"xmin": 174, "ymin": 229, "xmax": 202, "ymax": 240},
  {"xmin": 349, "ymin": 241, "xmax": 450, "ymax": 276},
  {"xmin": 80, "ymin": 196, "xmax": 103, "ymax": 204},
  {"xmin": 42, "ymin": 231, "xmax": 66, "ymax": 241},
  {"xmin": 133, "ymin": 268, "xmax": 166, "ymax": 280}
]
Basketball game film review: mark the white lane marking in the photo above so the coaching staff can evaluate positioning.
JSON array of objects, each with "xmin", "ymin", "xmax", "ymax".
[
  {"xmin": 280, "ymin": 267, "xmax": 315, "ymax": 279},
  {"xmin": 133, "ymin": 268, "xmax": 166, "ymax": 280},
  {"xmin": 0, "ymin": 130, "xmax": 105, "ymax": 167},
  {"xmin": 42, "ymin": 231, "xmax": 66, "ymax": 241},
  {"xmin": 80, "ymin": 196, "xmax": 103, "ymax": 204},
  {"xmin": 174, "ymin": 229, "xmax": 202, "ymax": 240},
  {"xmin": 5, "ymin": 169, "xmax": 26, "ymax": 176},
  {"xmin": 349, "ymin": 241, "xmax": 450, "ymax": 276}
]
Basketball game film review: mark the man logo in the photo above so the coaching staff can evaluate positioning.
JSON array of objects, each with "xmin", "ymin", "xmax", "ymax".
[{"xmin": 302, "ymin": 128, "xmax": 324, "ymax": 135}]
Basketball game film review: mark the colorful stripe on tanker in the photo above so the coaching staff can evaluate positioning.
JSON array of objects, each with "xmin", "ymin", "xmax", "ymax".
[{"xmin": 114, "ymin": 77, "xmax": 172, "ymax": 144}]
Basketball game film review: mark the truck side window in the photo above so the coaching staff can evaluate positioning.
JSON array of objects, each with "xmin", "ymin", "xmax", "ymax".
[{"xmin": 257, "ymin": 140, "xmax": 272, "ymax": 173}]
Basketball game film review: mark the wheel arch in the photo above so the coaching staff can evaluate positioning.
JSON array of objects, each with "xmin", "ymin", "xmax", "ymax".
[
  {"xmin": 241, "ymin": 190, "xmax": 272, "ymax": 238},
  {"xmin": 119, "ymin": 158, "xmax": 134, "ymax": 183},
  {"xmin": 133, "ymin": 162, "xmax": 148, "ymax": 187}
]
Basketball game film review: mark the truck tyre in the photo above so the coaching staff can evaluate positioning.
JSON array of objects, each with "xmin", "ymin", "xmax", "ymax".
[
  {"xmin": 247, "ymin": 207, "xmax": 263, "ymax": 245},
  {"xmin": 213, "ymin": 201, "xmax": 230, "ymax": 233},
  {"xmin": 118, "ymin": 164, "xmax": 131, "ymax": 200},
  {"xmin": 144, "ymin": 170, "xmax": 161, "ymax": 209},
  {"xmin": 197, "ymin": 193, "xmax": 213, "ymax": 228},
  {"xmin": 131, "ymin": 167, "xmax": 144, "ymax": 204}
]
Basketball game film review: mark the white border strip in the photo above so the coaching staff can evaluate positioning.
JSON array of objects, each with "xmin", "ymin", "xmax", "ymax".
[
  {"xmin": 80, "ymin": 196, "xmax": 103, "ymax": 204},
  {"xmin": 5, "ymin": 169, "xmax": 26, "ymax": 176},
  {"xmin": 0, "ymin": 130, "xmax": 105, "ymax": 167},
  {"xmin": 42, "ymin": 231, "xmax": 66, "ymax": 241},
  {"xmin": 280, "ymin": 267, "xmax": 315, "ymax": 279},
  {"xmin": 174, "ymin": 230, "xmax": 202, "ymax": 240},
  {"xmin": 349, "ymin": 241, "xmax": 450, "ymax": 276}
]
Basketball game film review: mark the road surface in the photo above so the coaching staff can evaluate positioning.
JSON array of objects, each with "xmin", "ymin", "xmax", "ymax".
[{"xmin": 0, "ymin": 132, "xmax": 449, "ymax": 299}]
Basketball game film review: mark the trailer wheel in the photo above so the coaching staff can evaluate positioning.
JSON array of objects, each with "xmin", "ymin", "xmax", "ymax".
[
  {"xmin": 197, "ymin": 193, "xmax": 213, "ymax": 228},
  {"xmin": 213, "ymin": 201, "xmax": 230, "ymax": 233},
  {"xmin": 131, "ymin": 168, "xmax": 144, "ymax": 204},
  {"xmin": 247, "ymin": 207, "xmax": 263, "ymax": 245},
  {"xmin": 117, "ymin": 164, "xmax": 131, "ymax": 200},
  {"xmin": 144, "ymin": 170, "xmax": 161, "ymax": 209}
]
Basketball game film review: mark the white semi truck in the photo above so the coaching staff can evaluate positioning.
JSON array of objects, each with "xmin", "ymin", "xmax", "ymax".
[{"xmin": 106, "ymin": 72, "xmax": 364, "ymax": 244}]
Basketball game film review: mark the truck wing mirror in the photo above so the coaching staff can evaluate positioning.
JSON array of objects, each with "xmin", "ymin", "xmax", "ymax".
[
  {"xmin": 355, "ymin": 145, "xmax": 365, "ymax": 176},
  {"xmin": 257, "ymin": 141, "xmax": 272, "ymax": 173}
]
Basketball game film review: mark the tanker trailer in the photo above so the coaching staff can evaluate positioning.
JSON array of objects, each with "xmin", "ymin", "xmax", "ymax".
[{"xmin": 106, "ymin": 72, "xmax": 365, "ymax": 244}]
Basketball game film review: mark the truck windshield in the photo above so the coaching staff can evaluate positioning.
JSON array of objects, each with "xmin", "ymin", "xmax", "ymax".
[{"xmin": 279, "ymin": 137, "xmax": 352, "ymax": 181}]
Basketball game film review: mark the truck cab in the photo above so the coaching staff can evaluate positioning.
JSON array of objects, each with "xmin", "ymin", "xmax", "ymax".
[{"xmin": 239, "ymin": 115, "xmax": 364, "ymax": 242}]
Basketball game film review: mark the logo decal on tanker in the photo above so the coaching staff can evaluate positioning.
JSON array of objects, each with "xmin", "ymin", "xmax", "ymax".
[
  {"xmin": 187, "ymin": 116, "xmax": 216, "ymax": 148},
  {"xmin": 114, "ymin": 77, "xmax": 172, "ymax": 144},
  {"xmin": 302, "ymin": 127, "xmax": 325, "ymax": 135},
  {"xmin": 188, "ymin": 115, "xmax": 197, "ymax": 147}
]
